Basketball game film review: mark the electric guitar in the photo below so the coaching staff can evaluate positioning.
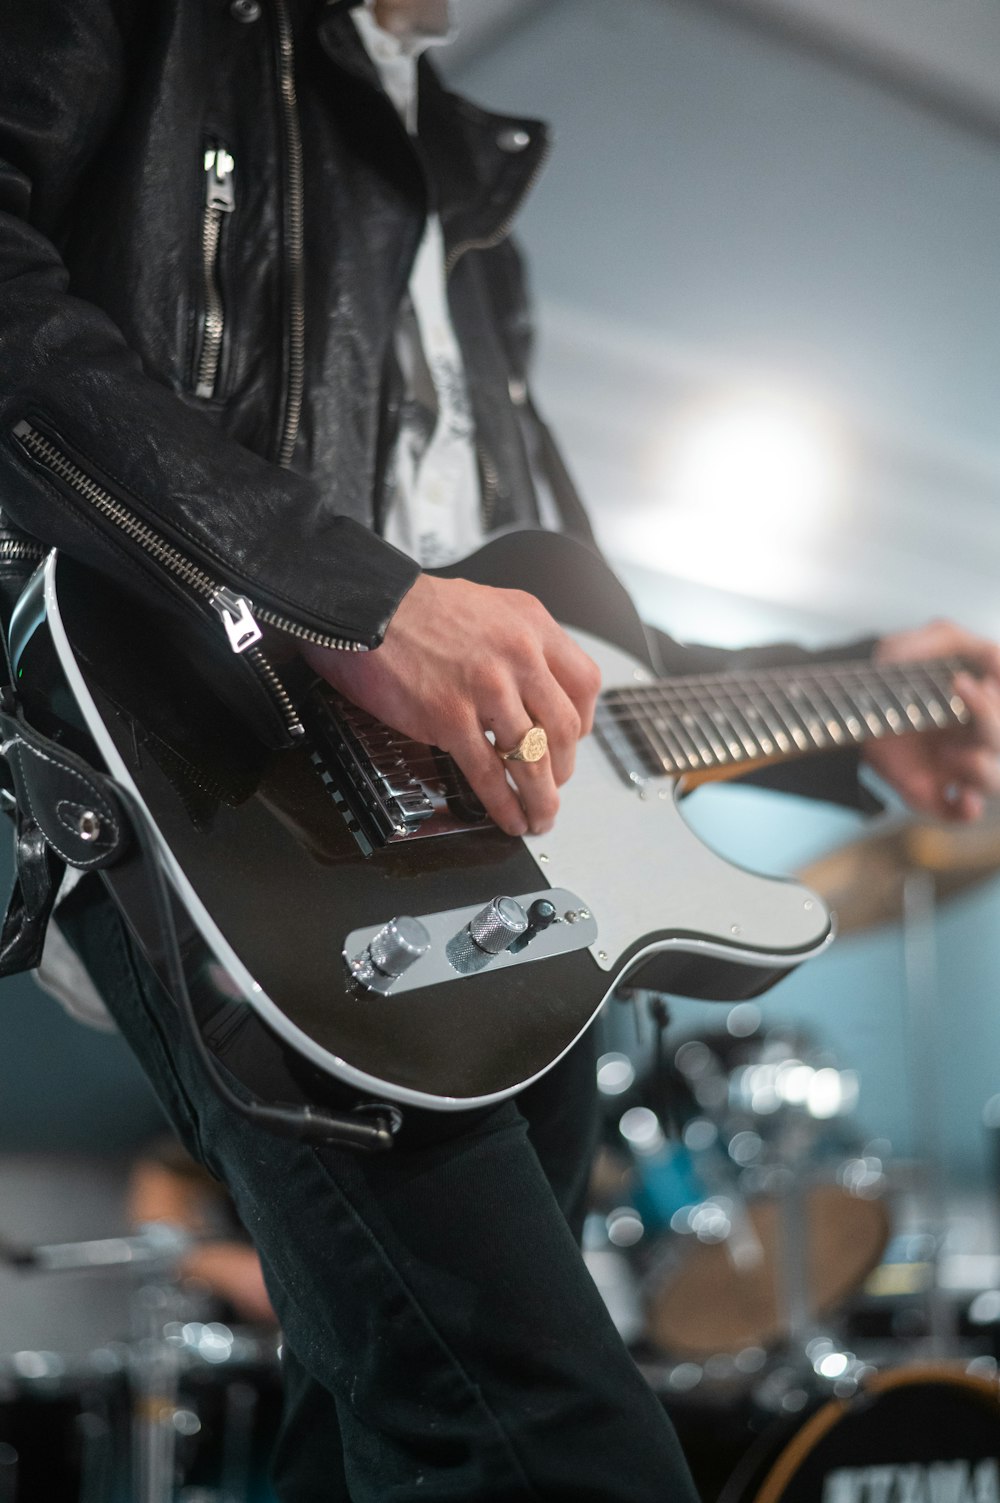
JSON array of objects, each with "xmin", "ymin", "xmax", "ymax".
[{"xmin": 9, "ymin": 531, "xmax": 971, "ymax": 1110}]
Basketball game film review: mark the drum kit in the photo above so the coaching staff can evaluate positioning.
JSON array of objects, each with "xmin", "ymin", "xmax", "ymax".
[
  {"xmin": 0, "ymin": 1226, "xmax": 281, "ymax": 1503},
  {"xmin": 4, "ymin": 808, "xmax": 1000, "ymax": 1501},
  {"xmin": 587, "ymin": 805, "xmax": 1000, "ymax": 1500}
]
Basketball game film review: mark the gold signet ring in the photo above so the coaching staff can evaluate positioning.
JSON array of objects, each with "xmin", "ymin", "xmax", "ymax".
[{"xmin": 497, "ymin": 726, "xmax": 548, "ymax": 763}]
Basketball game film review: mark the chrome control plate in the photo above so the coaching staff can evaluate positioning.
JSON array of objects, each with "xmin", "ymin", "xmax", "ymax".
[{"xmin": 343, "ymin": 889, "xmax": 597, "ymax": 995}]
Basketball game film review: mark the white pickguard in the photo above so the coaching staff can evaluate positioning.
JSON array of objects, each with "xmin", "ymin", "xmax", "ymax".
[{"xmin": 524, "ymin": 628, "xmax": 834, "ymax": 979}]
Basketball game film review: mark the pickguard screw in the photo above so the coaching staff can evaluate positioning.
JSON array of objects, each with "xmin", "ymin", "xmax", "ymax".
[
  {"xmin": 730, "ymin": 924, "xmax": 742, "ymax": 936},
  {"xmin": 598, "ymin": 950, "xmax": 608, "ymax": 962},
  {"xmin": 539, "ymin": 853, "xmax": 549, "ymax": 863}
]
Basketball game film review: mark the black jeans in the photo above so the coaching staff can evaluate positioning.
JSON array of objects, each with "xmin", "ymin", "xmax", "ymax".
[{"xmin": 61, "ymin": 881, "xmax": 698, "ymax": 1502}]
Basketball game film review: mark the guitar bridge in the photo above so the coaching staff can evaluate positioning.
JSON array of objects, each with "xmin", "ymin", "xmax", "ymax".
[{"xmin": 305, "ymin": 687, "xmax": 490, "ymax": 850}]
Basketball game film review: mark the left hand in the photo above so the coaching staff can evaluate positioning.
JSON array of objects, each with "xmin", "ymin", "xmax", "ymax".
[{"xmin": 864, "ymin": 619, "xmax": 1000, "ymax": 820}]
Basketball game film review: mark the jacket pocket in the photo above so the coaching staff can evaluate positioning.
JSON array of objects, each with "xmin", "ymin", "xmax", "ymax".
[{"xmin": 191, "ymin": 144, "xmax": 236, "ymax": 400}]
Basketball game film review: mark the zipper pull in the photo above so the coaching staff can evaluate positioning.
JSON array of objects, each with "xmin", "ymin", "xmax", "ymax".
[
  {"xmin": 212, "ymin": 587, "xmax": 263, "ymax": 653},
  {"xmin": 204, "ymin": 147, "xmax": 236, "ymax": 213}
]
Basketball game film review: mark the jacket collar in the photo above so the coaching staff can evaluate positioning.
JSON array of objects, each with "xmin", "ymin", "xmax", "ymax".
[{"xmin": 314, "ymin": 6, "xmax": 550, "ymax": 259}]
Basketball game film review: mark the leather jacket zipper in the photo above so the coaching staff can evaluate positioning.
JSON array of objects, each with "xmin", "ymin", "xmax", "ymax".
[
  {"xmin": 194, "ymin": 146, "xmax": 236, "ymax": 400},
  {"xmin": 12, "ymin": 423, "xmax": 370, "ymax": 736},
  {"xmin": 0, "ymin": 537, "xmax": 45, "ymax": 566},
  {"xmin": 273, "ymin": 0, "xmax": 305, "ymax": 469},
  {"xmin": 444, "ymin": 137, "xmax": 552, "ymax": 278},
  {"xmin": 477, "ymin": 442, "xmax": 500, "ymax": 533}
]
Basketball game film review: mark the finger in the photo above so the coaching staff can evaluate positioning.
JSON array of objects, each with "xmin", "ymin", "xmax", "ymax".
[
  {"xmin": 943, "ymin": 785, "xmax": 986, "ymax": 823},
  {"xmin": 933, "ymin": 741, "xmax": 1000, "ymax": 798},
  {"xmin": 520, "ymin": 674, "xmax": 583, "ymax": 786},
  {"xmin": 951, "ymin": 636, "xmax": 1000, "ymax": 687},
  {"xmin": 543, "ymin": 633, "xmax": 602, "ymax": 737},
  {"xmin": 490, "ymin": 701, "xmax": 561, "ymax": 835},
  {"xmin": 955, "ymin": 673, "xmax": 1000, "ymax": 754},
  {"xmin": 440, "ymin": 717, "xmax": 531, "ymax": 837}
]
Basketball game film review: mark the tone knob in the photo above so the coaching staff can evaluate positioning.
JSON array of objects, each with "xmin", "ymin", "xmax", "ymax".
[
  {"xmin": 351, "ymin": 916, "xmax": 430, "ymax": 993},
  {"xmin": 468, "ymin": 897, "xmax": 528, "ymax": 955}
]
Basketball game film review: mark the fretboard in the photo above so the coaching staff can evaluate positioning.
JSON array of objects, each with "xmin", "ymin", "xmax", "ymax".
[{"xmin": 596, "ymin": 656, "xmax": 971, "ymax": 783}]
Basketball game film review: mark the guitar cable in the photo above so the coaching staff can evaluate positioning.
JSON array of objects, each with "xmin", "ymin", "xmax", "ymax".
[{"xmin": 114, "ymin": 781, "xmax": 399, "ymax": 1153}]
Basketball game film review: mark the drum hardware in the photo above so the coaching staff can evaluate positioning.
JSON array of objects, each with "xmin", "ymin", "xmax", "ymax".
[
  {"xmin": 0, "ymin": 1223, "xmax": 279, "ymax": 1503},
  {"xmin": 596, "ymin": 1013, "xmax": 891, "ymax": 1370},
  {"xmin": 799, "ymin": 809, "xmax": 1000, "ymax": 1366},
  {"xmin": 0, "ymin": 1345, "xmax": 129, "ymax": 1503}
]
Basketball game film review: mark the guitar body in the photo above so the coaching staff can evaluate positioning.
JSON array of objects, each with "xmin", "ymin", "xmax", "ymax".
[{"xmin": 14, "ymin": 531, "xmax": 832, "ymax": 1109}]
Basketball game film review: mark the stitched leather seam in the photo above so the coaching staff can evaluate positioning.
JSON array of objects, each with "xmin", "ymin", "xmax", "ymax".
[
  {"xmin": 10, "ymin": 744, "xmax": 115, "ymax": 869},
  {"xmin": 54, "ymin": 798, "xmax": 118, "ymax": 847}
]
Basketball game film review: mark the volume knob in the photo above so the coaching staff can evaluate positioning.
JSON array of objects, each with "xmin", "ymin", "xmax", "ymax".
[
  {"xmin": 351, "ymin": 916, "xmax": 430, "ymax": 994},
  {"xmin": 468, "ymin": 897, "xmax": 529, "ymax": 955}
]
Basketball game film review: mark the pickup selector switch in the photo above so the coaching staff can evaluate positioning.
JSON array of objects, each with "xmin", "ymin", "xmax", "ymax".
[
  {"xmin": 527, "ymin": 899, "xmax": 558, "ymax": 931},
  {"xmin": 350, "ymin": 916, "xmax": 430, "ymax": 994},
  {"xmin": 468, "ymin": 897, "xmax": 528, "ymax": 954}
]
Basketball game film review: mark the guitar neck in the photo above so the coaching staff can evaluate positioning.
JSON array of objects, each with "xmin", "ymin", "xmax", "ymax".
[{"xmin": 597, "ymin": 656, "xmax": 972, "ymax": 783}]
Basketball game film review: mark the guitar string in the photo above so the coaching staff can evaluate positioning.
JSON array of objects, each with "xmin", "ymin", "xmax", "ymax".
[
  {"xmin": 596, "ymin": 659, "xmax": 968, "ymax": 774},
  {"xmin": 334, "ymin": 656, "xmax": 971, "ymax": 799}
]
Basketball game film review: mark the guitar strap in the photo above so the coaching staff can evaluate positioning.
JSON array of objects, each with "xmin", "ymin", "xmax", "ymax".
[
  {"xmin": 524, "ymin": 395, "xmax": 599, "ymax": 549},
  {"xmin": 0, "ymin": 691, "xmax": 129, "ymax": 977}
]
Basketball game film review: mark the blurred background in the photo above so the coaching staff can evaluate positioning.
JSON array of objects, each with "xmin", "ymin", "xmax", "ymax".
[
  {"xmin": 4, "ymin": 0, "xmax": 1000, "ymax": 1495},
  {"xmin": 442, "ymin": 0, "xmax": 1000, "ymax": 1178}
]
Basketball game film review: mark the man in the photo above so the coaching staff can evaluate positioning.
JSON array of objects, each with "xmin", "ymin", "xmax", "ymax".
[{"xmin": 1, "ymin": 1, "xmax": 999, "ymax": 1498}]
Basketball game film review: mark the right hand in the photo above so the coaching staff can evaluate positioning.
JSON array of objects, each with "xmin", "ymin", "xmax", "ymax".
[{"xmin": 303, "ymin": 573, "xmax": 601, "ymax": 836}]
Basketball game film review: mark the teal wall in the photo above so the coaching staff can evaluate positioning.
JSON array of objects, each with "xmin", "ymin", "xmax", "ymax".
[{"xmin": 0, "ymin": 845, "xmax": 165, "ymax": 1153}]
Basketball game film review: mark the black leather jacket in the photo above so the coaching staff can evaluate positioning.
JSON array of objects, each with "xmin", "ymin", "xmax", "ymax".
[
  {"xmin": 0, "ymin": 0, "xmax": 874, "ymax": 805},
  {"xmin": 0, "ymin": 0, "xmax": 558, "ymax": 738}
]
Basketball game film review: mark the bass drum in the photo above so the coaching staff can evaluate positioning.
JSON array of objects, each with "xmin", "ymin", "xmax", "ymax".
[{"xmin": 719, "ymin": 1366, "xmax": 1000, "ymax": 1503}]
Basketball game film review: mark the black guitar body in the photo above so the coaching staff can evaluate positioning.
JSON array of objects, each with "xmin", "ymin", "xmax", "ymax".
[{"xmin": 12, "ymin": 532, "xmax": 831, "ymax": 1109}]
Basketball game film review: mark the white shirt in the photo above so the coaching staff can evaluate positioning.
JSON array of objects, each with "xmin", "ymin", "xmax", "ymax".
[{"xmin": 353, "ymin": 5, "xmax": 485, "ymax": 568}]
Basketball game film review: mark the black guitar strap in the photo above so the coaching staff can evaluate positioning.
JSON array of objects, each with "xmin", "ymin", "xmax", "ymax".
[
  {"xmin": 0, "ymin": 692, "xmax": 129, "ymax": 978},
  {"xmin": 524, "ymin": 395, "xmax": 599, "ymax": 550}
]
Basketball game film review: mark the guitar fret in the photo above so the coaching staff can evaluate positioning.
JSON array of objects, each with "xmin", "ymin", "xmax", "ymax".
[
  {"xmin": 891, "ymin": 667, "xmax": 939, "ymax": 731},
  {"xmin": 754, "ymin": 688, "xmax": 796, "ymax": 755},
  {"xmin": 701, "ymin": 683, "xmax": 756, "ymax": 760},
  {"xmin": 823, "ymin": 666, "xmax": 894, "ymax": 739},
  {"xmin": 654, "ymin": 711, "xmax": 697, "ymax": 772},
  {"xmin": 769, "ymin": 683, "xmax": 821, "ymax": 752},
  {"xmin": 805, "ymin": 676, "xmax": 859, "ymax": 744},
  {"xmin": 870, "ymin": 668, "xmax": 916, "ymax": 736},
  {"xmin": 684, "ymin": 704, "xmax": 730, "ymax": 764},
  {"xmin": 888, "ymin": 667, "xmax": 933, "ymax": 731},
  {"xmin": 640, "ymin": 705, "xmax": 688, "ymax": 775},
  {"xmin": 736, "ymin": 696, "xmax": 777, "ymax": 758},
  {"xmin": 598, "ymin": 655, "xmax": 973, "ymax": 786},
  {"xmin": 700, "ymin": 691, "xmax": 767, "ymax": 758},
  {"xmin": 814, "ymin": 674, "xmax": 866, "ymax": 742},
  {"xmin": 666, "ymin": 708, "xmax": 712, "ymax": 769},
  {"xmin": 786, "ymin": 679, "xmax": 841, "ymax": 749},
  {"xmin": 720, "ymin": 692, "xmax": 770, "ymax": 761}
]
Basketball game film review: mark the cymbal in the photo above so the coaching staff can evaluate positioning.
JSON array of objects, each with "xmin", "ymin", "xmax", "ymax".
[{"xmin": 797, "ymin": 801, "xmax": 1000, "ymax": 936}]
